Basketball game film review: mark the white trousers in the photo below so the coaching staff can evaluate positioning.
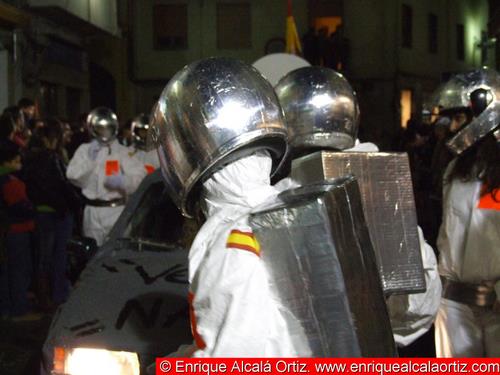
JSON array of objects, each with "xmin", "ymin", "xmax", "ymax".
[
  {"xmin": 83, "ymin": 205, "xmax": 124, "ymax": 246},
  {"xmin": 435, "ymin": 298, "xmax": 500, "ymax": 357}
]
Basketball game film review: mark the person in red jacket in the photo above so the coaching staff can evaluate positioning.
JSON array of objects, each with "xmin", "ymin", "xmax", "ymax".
[{"xmin": 0, "ymin": 140, "xmax": 40, "ymax": 321}]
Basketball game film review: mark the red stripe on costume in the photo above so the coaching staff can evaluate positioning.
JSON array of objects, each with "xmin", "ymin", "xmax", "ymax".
[
  {"xmin": 188, "ymin": 292, "xmax": 206, "ymax": 350},
  {"xmin": 226, "ymin": 242, "xmax": 261, "ymax": 257}
]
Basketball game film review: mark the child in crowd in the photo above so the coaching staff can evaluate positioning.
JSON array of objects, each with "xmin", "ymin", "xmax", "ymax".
[{"xmin": 0, "ymin": 140, "xmax": 40, "ymax": 321}]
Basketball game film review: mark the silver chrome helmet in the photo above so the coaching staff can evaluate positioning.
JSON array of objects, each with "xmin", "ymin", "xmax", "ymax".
[
  {"xmin": 432, "ymin": 68, "xmax": 500, "ymax": 155},
  {"xmin": 131, "ymin": 113, "xmax": 150, "ymax": 150},
  {"xmin": 275, "ymin": 66, "xmax": 360, "ymax": 153},
  {"xmin": 150, "ymin": 57, "xmax": 288, "ymax": 217},
  {"xmin": 88, "ymin": 107, "xmax": 118, "ymax": 144}
]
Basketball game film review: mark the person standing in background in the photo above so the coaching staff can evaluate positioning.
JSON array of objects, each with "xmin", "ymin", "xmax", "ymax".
[
  {"xmin": 0, "ymin": 140, "xmax": 39, "ymax": 321},
  {"xmin": 433, "ymin": 68, "xmax": 500, "ymax": 357},
  {"xmin": 128, "ymin": 114, "xmax": 160, "ymax": 174},
  {"xmin": 66, "ymin": 107, "xmax": 146, "ymax": 246},
  {"xmin": 23, "ymin": 119, "xmax": 80, "ymax": 310}
]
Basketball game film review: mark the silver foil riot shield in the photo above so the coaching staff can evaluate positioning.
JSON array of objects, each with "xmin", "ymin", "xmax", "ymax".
[
  {"xmin": 249, "ymin": 176, "xmax": 397, "ymax": 357},
  {"xmin": 290, "ymin": 151, "xmax": 425, "ymax": 295}
]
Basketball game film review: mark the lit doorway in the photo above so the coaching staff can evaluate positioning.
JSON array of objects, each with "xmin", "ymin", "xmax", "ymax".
[{"xmin": 400, "ymin": 89, "xmax": 413, "ymax": 128}]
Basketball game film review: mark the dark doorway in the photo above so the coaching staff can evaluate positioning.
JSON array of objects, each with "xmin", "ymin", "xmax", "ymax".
[{"xmin": 89, "ymin": 63, "xmax": 116, "ymax": 111}]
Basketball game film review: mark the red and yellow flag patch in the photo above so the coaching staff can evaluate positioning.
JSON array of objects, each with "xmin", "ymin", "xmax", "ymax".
[{"xmin": 226, "ymin": 230, "xmax": 261, "ymax": 257}]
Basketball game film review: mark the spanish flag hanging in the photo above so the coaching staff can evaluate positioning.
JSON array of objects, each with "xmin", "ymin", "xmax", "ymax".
[{"xmin": 286, "ymin": 0, "xmax": 302, "ymax": 55}]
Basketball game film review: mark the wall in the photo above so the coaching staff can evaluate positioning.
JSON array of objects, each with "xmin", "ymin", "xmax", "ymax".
[
  {"xmin": 132, "ymin": 0, "xmax": 308, "ymax": 81},
  {"xmin": 28, "ymin": 0, "xmax": 119, "ymax": 35},
  {"xmin": 343, "ymin": 0, "xmax": 490, "ymax": 149}
]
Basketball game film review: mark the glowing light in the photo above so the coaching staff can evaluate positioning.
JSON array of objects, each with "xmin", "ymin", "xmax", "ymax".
[
  {"xmin": 62, "ymin": 348, "xmax": 140, "ymax": 375},
  {"xmin": 400, "ymin": 90, "xmax": 412, "ymax": 128}
]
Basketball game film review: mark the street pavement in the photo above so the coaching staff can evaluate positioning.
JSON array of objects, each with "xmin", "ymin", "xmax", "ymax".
[{"xmin": 0, "ymin": 315, "xmax": 53, "ymax": 375}]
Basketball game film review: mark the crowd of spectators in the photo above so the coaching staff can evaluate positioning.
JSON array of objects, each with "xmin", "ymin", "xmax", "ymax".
[{"xmin": 0, "ymin": 99, "xmax": 134, "ymax": 321}]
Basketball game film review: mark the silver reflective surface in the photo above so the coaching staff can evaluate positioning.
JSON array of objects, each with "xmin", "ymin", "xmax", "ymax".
[
  {"xmin": 88, "ymin": 107, "xmax": 119, "ymax": 144},
  {"xmin": 447, "ymin": 100, "xmax": 500, "ymax": 154},
  {"xmin": 151, "ymin": 57, "xmax": 288, "ymax": 217},
  {"xmin": 291, "ymin": 151, "xmax": 425, "ymax": 295},
  {"xmin": 250, "ymin": 177, "xmax": 396, "ymax": 357},
  {"xmin": 275, "ymin": 67, "xmax": 359, "ymax": 152},
  {"xmin": 131, "ymin": 113, "xmax": 150, "ymax": 150},
  {"xmin": 430, "ymin": 68, "xmax": 500, "ymax": 154}
]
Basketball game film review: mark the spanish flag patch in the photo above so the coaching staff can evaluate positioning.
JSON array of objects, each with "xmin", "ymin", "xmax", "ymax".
[{"xmin": 226, "ymin": 229, "xmax": 261, "ymax": 257}]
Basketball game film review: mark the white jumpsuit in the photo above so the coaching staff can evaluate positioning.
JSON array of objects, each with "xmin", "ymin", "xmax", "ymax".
[
  {"xmin": 184, "ymin": 152, "xmax": 306, "ymax": 357},
  {"xmin": 67, "ymin": 140, "xmax": 146, "ymax": 246},
  {"xmin": 129, "ymin": 148, "xmax": 160, "ymax": 175},
  {"xmin": 434, "ymin": 161, "xmax": 500, "ymax": 357},
  {"xmin": 346, "ymin": 140, "xmax": 442, "ymax": 347}
]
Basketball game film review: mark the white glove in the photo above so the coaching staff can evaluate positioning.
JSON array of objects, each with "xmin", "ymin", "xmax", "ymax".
[
  {"xmin": 88, "ymin": 140, "xmax": 102, "ymax": 161},
  {"xmin": 104, "ymin": 174, "xmax": 126, "ymax": 192}
]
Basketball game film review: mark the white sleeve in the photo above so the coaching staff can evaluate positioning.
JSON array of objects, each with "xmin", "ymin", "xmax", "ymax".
[
  {"xmin": 66, "ymin": 143, "xmax": 96, "ymax": 188},
  {"xmin": 119, "ymin": 148, "xmax": 147, "ymax": 195},
  {"xmin": 387, "ymin": 227, "xmax": 442, "ymax": 347},
  {"xmin": 190, "ymin": 236, "xmax": 277, "ymax": 357},
  {"xmin": 345, "ymin": 139, "xmax": 380, "ymax": 152}
]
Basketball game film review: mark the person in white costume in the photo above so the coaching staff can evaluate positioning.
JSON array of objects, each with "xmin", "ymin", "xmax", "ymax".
[
  {"xmin": 274, "ymin": 66, "xmax": 442, "ymax": 348},
  {"xmin": 129, "ymin": 114, "xmax": 160, "ymax": 174},
  {"xmin": 431, "ymin": 68, "xmax": 500, "ymax": 357},
  {"xmin": 66, "ymin": 107, "xmax": 146, "ymax": 246},
  {"xmin": 149, "ymin": 58, "xmax": 304, "ymax": 356}
]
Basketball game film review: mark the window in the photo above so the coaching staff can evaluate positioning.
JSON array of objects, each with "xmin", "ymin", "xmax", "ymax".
[
  {"xmin": 153, "ymin": 4, "xmax": 188, "ymax": 50},
  {"xmin": 400, "ymin": 89, "xmax": 412, "ymax": 128},
  {"xmin": 428, "ymin": 13, "xmax": 438, "ymax": 53},
  {"xmin": 217, "ymin": 3, "xmax": 251, "ymax": 49},
  {"xmin": 456, "ymin": 23, "xmax": 465, "ymax": 60},
  {"xmin": 401, "ymin": 4, "xmax": 412, "ymax": 48},
  {"xmin": 480, "ymin": 30, "xmax": 488, "ymax": 64},
  {"xmin": 124, "ymin": 181, "xmax": 197, "ymax": 247}
]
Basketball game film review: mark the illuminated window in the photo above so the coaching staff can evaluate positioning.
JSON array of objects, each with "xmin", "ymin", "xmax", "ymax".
[
  {"xmin": 217, "ymin": 3, "xmax": 251, "ymax": 49},
  {"xmin": 428, "ymin": 13, "xmax": 438, "ymax": 53},
  {"xmin": 314, "ymin": 17, "xmax": 342, "ymax": 36},
  {"xmin": 400, "ymin": 89, "xmax": 412, "ymax": 128},
  {"xmin": 153, "ymin": 4, "xmax": 188, "ymax": 50},
  {"xmin": 456, "ymin": 23, "xmax": 464, "ymax": 60},
  {"xmin": 401, "ymin": 5, "xmax": 412, "ymax": 48}
]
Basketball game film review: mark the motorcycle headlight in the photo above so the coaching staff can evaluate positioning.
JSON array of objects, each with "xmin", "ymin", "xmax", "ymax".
[{"xmin": 53, "ymin": 347, "xmax": 140, "ymax": 375}]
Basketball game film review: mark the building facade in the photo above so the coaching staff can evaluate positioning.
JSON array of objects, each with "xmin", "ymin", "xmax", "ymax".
[
  {"xmin": 3, "ymin": 1, "xmax": 488, "ymax": 143},
  {"xmin": 0, "ymin": 0, "xmax": 136, "ymax": 122},
  {"xmin": 127, "ymin": 0, "xmax": 492, "ymax": 149}
]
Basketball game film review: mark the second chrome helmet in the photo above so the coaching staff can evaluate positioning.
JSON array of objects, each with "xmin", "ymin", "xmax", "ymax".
[{"xmin": 275, "ymin": 66, "xmax": 360, "ymax": 153}]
